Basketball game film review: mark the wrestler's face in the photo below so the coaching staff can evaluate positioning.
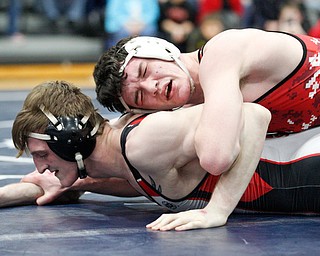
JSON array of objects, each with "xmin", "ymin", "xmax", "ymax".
[
  {"xmin": 27, "ymin": 137, "xmax": 78, "ymax": 187},
  {"xmin": 121, "ymin": 57, "xmax": 192, "ymax": 110}
]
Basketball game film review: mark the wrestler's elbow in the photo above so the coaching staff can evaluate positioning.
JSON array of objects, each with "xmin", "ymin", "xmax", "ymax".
[
  {"xmin": 260, "ymin": 106, "xmax": 271, "ymax": 130},
  {"xmin": 198, "ymin": 142, "xmax": 240, "ymax": 176},
  {"xmin": 247, "ymin": 103, "xmax": 271, "ymax": 134}
]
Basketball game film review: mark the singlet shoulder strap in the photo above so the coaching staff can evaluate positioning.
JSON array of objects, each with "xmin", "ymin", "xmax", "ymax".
[
  {"xmin": 198, "ymin": 44, "xmax": 205, "ymax": 63},
  {"xmin": 120, "ymin": 114, "xmax": 149, "ymax": 179}
]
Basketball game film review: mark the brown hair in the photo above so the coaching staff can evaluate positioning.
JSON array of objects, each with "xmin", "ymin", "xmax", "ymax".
[
  {"xmin": 93, "ymin": 36, "xmax": 133, "ymax": 113},
  {"xmin": 12, "ymin": 80, "xmax": 105, "ymax": 157}
]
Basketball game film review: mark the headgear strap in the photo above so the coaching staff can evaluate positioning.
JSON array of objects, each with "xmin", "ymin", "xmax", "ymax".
[{"xmin": 29, "ymin": 105, "xmax": 99, "ymax": 179}]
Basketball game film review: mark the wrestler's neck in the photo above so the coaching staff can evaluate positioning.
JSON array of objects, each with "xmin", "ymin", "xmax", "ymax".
[
  {"xmin": 187, "ymin": 82, "xmax": 203, "ymax": 105},
  {"xmin": 86, "ymin": 125, "xmax": 129, "ymax": 179},
  {"xmin": 180, "ymin": 52, "xmax": 203, "ymax": 105}
]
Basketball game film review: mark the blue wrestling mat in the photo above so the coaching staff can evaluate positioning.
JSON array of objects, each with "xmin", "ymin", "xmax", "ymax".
[{"xmin": 1, "ymin": 90, "xmax": 320, "ymax": 255}]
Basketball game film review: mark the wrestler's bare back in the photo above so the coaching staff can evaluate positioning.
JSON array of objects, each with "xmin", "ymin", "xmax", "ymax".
[
  {"xmin": 122, "ymin": 105, "xmax": 208, "ymax": 200},
  {"xmin": 119, "ymin": 103, "xmax": 268, "ymax": 200}
]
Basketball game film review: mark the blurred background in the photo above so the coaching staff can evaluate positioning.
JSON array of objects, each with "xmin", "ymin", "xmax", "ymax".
[
  {"xmin": 0, "ymin": 0, "xmax": 320, "ymax": 90},
  {"xmin": 0, "ymin": 0, "xmax": 105, "ymax": 89}
]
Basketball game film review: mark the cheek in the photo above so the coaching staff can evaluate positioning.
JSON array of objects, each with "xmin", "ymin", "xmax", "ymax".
[
  {"xmin": 121, "ymin": 89, "xmax": 135, "ymax": 107},
  {"xmin": 60, "ymin": 161, "xmax": 77, "ymax": 173},
  {"xmin": 32, "ymin": 158, "xmax": 41, "ymax": 169},
  {"xmin": 57, "ymin": 163, "xmax": 78, "ymax": 185},
  {"xmin": 32, "ymin": 157, "xmax": 47, "ymax": 168},
  {"xmin": 154, "ymin": 65, "xmax": 163, "ymax": 74}
]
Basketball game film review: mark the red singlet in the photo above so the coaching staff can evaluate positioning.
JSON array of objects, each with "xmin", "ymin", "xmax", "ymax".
[{"xmin": 255, "ymin": 33, "xmax": 320, "ymax": 134}]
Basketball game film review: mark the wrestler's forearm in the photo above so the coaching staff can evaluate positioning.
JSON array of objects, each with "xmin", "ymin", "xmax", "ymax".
[
  {"xmin": 204, "ymin": 104, "xmax": 271, "ymax": 224},
  {"xmin": 194, "ymin": 89, "xmax": 244, "ymax": 176},
  {"xmin": 70, "ymin": 177, "xmax": 141, "ymax": 197},
  {"xmin": 0, "ymin": 182, "xmax": 44, "ymax": 208}
]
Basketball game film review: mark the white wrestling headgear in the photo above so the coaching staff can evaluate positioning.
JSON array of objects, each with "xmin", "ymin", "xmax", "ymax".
[{"xmin": 118, "ymin": 36, "xmax": 195, "ymax": 114}]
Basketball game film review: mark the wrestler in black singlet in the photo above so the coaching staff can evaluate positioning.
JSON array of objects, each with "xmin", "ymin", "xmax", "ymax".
[{"xmin": 120, "ymin": 115, "xmax": 320, "ymax": 214}]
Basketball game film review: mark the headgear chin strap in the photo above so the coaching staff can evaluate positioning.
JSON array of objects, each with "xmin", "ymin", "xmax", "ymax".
[
  {"xmin": 119, "ymin": 36, "xmax": 195, "ymax": 114},
  {"xmin": 29, "ymin": 105, "xmax": 99, "ymax": 179}
]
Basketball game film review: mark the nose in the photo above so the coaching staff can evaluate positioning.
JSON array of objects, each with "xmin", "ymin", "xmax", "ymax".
[
  {"xmin": 37, "ymin": 164, "xmax": 49, "ymax": 174},
  {"xmin": 140, "ymin": 79, "xmax": 158, "ymax": 96}
]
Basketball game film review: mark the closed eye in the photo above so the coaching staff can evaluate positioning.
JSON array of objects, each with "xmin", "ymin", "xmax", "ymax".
[
  {"xmin": 135, "ymin": 90, "xmax": 143, "ymax": 106},
  {"xmin": 143, "ymin": 66, "xmax": 147, "ymax": 77},
  {"xmin": 31, "ymin": 151, "xmax": 48, "ymax": 159}
]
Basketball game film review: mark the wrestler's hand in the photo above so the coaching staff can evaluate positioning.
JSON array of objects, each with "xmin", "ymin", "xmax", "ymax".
[
  {"xmin": 21, "ymin": 170, "xmax": 68, "ymax": 205},
  {"xmin": 146, "ymin": 208, "xmax": 227, "ymax": 231}
]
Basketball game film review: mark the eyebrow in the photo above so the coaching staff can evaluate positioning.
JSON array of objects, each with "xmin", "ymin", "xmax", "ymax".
[
  {"xmin": 137, "ymin": 62, "xmax": 143, "ymax": 78},
  {"xmin": 30, "ymin": 149, "xmax": 47, "ymax": 156}
]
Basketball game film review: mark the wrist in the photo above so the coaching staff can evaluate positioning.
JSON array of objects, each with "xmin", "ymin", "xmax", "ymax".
[{"xmin": 204, "ymin": 202, "xmax": 230, "ymax": 223}]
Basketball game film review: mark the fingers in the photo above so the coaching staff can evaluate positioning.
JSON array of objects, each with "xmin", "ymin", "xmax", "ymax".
[
  {"xmin": 20, "ymin": 170, "xmax": 38, "ymax": 183},
  {"xmin": 36, "ymin": 193, "xmax": 56, "ymax": 206},
  {"xmin": 146, "ymin": 211, "xmax": 204, "ymax": 231},
  {"xmin": 147, "ymin": 214, "xmax": 183, "ymax": 231}
]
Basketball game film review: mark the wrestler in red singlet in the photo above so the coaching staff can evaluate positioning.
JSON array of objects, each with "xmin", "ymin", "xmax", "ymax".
[
  {"xmin": 255, "ymin": 33, "xmax": 320, "ymax": 134},
  {"xmin": 199, "ymin": 32, "xmax": 320, "ymax": 135}
]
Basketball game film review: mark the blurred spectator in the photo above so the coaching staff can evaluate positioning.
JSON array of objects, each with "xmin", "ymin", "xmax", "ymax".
[
  {"xmin": 277, "ymin": 2, "xmax": 306, "ymax": 34},
  {"xmin": 242, "ymin": 0, "xmax": 310, "ymax": 32},
  {"xmin": 242, "ymin": 0, "xmax": 285, "ymax": 30},
  {"xmin": 158, "ymin": 0, "xmax": 196, "ymax": 52},
  {"xmin": 186, "ymin": 0, "xmax": 199, "ymax": 10},
  {"xmin": 40, "ymin": 0, "xmax": 87, "ymax": 33},
  {"xmin": 81, "ymin": 0, "xmax": 106, "ymax": 36},
  {"xmin": 304, "ymin": 0, "xmax": 320, "ymax": 26},
  {"xmin": 309, "ymin": 20, "xmax": 320, "ymax": 38},
  {"xmin": 186, "ymin": 12, "xmax": 225, "ymax": 52},
  {"xmin": 104, "ymin": 0, "xmax": 160, "ymax": 50},
  {"xmin": 6, "ymin": 0, "xmax": 23, "ymax": 40},
  {"xmin": 197, "ymin": 0, "xmax": 243, "ymax": 28},
  {"xmin": 305, "ymin": 0, "xmax": 320, "ymax": 37}
]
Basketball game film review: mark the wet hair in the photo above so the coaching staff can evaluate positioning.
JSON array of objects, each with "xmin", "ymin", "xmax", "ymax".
[
  {"xmin": 93, "ymin": 37, "xmax": 133, "ymax": 113},
  {"xmin": 12, "ymin": 80, "xmax": 105, "ymax": 157}
]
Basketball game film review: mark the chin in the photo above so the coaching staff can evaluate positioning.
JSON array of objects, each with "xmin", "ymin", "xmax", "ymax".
[{"xmin": 58, "ymin": 176, "xmax": 76, "ymax": 188}]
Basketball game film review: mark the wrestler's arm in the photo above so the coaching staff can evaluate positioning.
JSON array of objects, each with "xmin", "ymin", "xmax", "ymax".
[
  {"xmin": 20, "ymin": 170, "xmax": 141, "ymax": 206},
  {"xmin": 194, "ymin": 30, "xmax": 247, "ymax": 176},
  {"xmin": 70, "ymin": 176, "xmax": 141, "ymax": 198},
  {"xmin": 199, "ymin": 103, "xmax": 270, "ymax": 228},
  {"xmin": 147, "ymin": 103, "xmax": 270, "ymax": 231},
  {"xmin": 0, "ymin": 170, "xmax": 82, "ymax": 208},
  {"xmin": 0, "ymin": 182, "xmax": 43, "ymax": 207}
]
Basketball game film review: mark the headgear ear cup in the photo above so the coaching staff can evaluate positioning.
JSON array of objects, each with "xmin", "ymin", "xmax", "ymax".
[{"xmin": 29, "ymin": 106, "xmax": 99, "ymax": 179}]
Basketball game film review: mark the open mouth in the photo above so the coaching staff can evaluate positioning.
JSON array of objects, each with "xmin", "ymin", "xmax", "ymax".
[{"xmin": 165, "ymin": 80, "xmax": 172, "ymax": 100}]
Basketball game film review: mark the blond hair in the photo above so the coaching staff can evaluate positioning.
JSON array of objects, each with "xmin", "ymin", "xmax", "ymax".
[{"xmin": 12, "ymin": 81, "xmax": 105, "ymax": 157}]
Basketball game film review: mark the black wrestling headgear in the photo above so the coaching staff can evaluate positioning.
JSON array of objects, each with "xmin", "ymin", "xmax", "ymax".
[{"xmin": 29, "ymin": 105, "xmax": 99, "ymax": 179}]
